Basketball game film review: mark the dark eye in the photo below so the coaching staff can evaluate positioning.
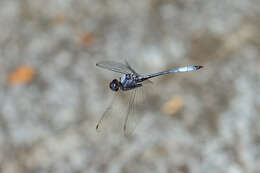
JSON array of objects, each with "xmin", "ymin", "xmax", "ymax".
[{"xmin": 109, "ymin": 79, "xmax": 119, "ymax": 91}]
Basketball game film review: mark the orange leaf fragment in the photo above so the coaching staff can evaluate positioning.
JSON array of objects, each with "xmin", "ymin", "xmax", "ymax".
[
  {"xmin": 51, "ymin": 14, "xmax": 67, "ymax": 25},
  {"xmin": 162, "ymin": 96, "xmax": 184, "ymax": 115},
  {"xmin": 7, "ymin": 65, "xmax": 35, "ymax": 86},
  {"xmin": 80, "ymin": 32, "xmax": 94, "ymax": 46}
]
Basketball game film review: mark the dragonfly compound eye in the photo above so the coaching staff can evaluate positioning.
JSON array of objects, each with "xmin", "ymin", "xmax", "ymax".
[{"xmin": 109, "ymin": 79, "xmax": 119, "ymax": 91}]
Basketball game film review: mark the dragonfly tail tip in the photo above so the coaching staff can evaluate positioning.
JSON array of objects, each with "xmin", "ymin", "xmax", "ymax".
[{"xmin": 195, "ymin": 65, "xmax": 203, "ymax": 70}]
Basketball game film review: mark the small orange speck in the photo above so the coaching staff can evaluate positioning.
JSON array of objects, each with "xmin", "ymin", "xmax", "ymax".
[
  {"xmin": 51, "ymin": 14, "xmax": 67, "ymax": 24},
  {"xmin": 6, "ymin": 65, "xmax": 35, "ymax": 86},
  {"xmin": 162, "ymin": 96, "xmax": 184, "ymax": 115},
  {"xmin": 80, "ymin": 32, "xmax": 94, "ymax": 46}
]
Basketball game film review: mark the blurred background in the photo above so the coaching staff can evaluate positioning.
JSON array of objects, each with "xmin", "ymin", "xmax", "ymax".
[{"xmin": 0, "ymin": 0, "xmax": 260, "ymax": 172}]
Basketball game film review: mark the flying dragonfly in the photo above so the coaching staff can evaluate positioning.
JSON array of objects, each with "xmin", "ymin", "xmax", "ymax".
[{"xmin": 96, "ymin": 60, "xmax": 203, "ymax": 135}]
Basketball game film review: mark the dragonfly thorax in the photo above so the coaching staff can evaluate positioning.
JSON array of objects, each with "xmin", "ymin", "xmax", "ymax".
[
  {"xmin": 119, "ymin": 74, "xmax": 142, "ymax": 91},
  {"xmin": 110, "ymin": 74, "xmax": 141, "ymax": 92}
]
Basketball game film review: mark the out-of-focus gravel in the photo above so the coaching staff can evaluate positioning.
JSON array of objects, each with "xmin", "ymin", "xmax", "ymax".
[{"xmin": 1, "ymin": 0, "xmax": 260, "ymax": 172}]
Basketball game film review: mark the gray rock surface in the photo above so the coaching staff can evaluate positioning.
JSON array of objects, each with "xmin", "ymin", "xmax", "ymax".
[{"xmin": 0, "ymin": 0, "xmax": 260, "ymax": 172}]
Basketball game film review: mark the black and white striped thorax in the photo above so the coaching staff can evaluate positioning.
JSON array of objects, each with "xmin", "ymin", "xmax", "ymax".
[
  {"xmin": 119, "ymin": 73, "xmax": 142, "ymax": 91},
  {"xmin": 109, "ymin": 73, "xmax": 142, "ymax": 92}
]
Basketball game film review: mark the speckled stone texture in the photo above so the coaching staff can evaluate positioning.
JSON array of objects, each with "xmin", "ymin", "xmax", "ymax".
[{"xmin": 0, "ymin": 0, "xmax": 260, "ymax": 173}]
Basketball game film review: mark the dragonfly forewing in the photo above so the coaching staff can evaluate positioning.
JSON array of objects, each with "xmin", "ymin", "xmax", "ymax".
[{"xmin": 96, "ymin": 61, "xmax": 133, "ymax": 74}]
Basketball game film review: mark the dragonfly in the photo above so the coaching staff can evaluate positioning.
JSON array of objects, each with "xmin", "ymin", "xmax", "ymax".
[{"xmin": 96, "ymin": 60, "xmax": 203, "ymax": 135}]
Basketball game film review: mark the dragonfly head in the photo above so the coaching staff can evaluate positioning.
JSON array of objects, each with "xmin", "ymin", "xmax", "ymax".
[{"xmin": 109, "ymin": 79, "xmax": 120, "ymax": 91}]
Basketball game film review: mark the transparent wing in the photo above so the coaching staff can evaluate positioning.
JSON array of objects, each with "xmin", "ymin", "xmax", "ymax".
[
  {"xmin": 123, "ymin": 89, "xmax": 137, "ymax": 136},
  {"xmin": 96, "ymin": 60, "xmax": 153, "ymax": 84},
  {"xmin": 125, "ymin": 60, "xmax": 153, "ymax": 84},
  {"xmin": 123, "ymin": 86, "xmax": 147, "ymax": 136},
  {"xmin": 96, "ymin": 88, "xmax": 147, "ymax": 136},
  {"xmin": 96, "ymin": 91, "xmax": 121, "ymax": 133},
  {"xmin": 96, "ymin": 61, "xmax": 133, "ymax": 74},
  {"xmin": 124, "ymin": 60, "xmax": 138, "ymax": 75}
]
